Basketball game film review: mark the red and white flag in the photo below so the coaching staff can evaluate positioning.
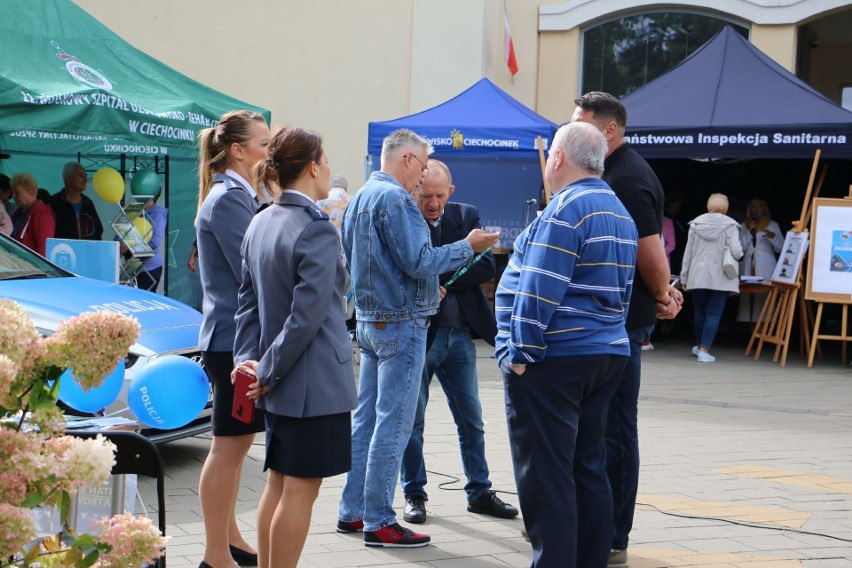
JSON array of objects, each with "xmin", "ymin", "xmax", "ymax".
[{"xmin": 503, "ymin": 0, "xmax": 519, "ymax": 76}]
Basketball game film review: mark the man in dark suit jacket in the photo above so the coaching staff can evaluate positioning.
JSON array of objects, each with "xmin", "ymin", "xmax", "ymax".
[{"xmin": 400, "ymin": 159, "xmax": 518, "ymax": 523}]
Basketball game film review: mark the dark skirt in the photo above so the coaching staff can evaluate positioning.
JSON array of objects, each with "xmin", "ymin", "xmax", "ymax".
[
  {"xmin": 264, "ymin": 411, "xmax": 351, "ymax": 478},
  {"xmin": 203, "ymin": 351, "xmax": 265, "ymax": 436}
]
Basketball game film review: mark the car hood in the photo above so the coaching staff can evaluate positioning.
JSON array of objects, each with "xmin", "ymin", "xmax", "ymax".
[{"xmin": 2, "ymin": 276, "xmax": 201, "ymax": 355}]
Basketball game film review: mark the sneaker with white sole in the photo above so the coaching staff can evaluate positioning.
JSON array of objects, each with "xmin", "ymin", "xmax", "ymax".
[
  {"xmin": 363, "ymin": 523, "xmax": 430, "ymax": 548},
  {"xmin": 609, "ymin": 547, "xmax": 628, "ymax": 567},
  {"xmin": 691, "ymin": 345, "xmax": 700, "ymax": 356},
  {"xmin": 697, "ymin": 351, "xmax": 716, "ymax": 363}
]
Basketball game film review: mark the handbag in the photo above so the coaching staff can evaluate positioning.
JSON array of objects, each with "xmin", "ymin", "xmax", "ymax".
[{"xmin": 722, "ymin": 236, "xmax": 739, "ymax": 279}]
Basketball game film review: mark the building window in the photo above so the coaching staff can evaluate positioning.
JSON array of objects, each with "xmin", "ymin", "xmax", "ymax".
[{"xmin": 582, "ymin": 12, "xmax": 749, "ymax": 98}]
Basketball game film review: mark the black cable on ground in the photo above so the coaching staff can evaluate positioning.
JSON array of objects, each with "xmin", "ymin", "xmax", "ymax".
[{"xmin": 636, "ymin": 501, "xmax": 852, "ymax": 544}]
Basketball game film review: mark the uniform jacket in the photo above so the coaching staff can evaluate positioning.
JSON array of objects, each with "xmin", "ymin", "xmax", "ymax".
[
  {"xmin": 196, "ymin": 172, "xmax": 259, "ymax": 352},
  {"xmin": 429, "ymin": 202, "xmax": 497, "ymax": 347},
  {"xmin": 681, "ymin": 213, "xmax": 744, "ymax": 293},
  {"xmin": 234, "ymin": 192, "xmax": 357, "ymax": 418}
]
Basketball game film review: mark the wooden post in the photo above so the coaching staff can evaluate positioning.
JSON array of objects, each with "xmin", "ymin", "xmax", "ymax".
[{"xmin": 537, "ymin": 135, "xmax": 550, "ymax": 205}]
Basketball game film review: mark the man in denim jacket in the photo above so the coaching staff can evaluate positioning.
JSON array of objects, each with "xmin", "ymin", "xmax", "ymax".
[{"xmin": 337, "ymin": 129, "xmax": 498, "ymax": 548}]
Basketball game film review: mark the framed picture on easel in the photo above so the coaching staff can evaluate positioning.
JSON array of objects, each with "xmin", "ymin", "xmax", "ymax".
[
  {"xmin": 805, "ymin": 197, "xmax": 852, "ymax": 303},
  {"xmin": 771, "ymin": 231, "xmax": 809, "ymax": 285}
]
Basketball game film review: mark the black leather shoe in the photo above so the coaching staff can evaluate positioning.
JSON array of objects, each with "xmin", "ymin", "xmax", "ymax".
[
  {"xmin": 229, "ymin": 545, "xmax": 258, "ymax": 566},
  {"xmin": 467, "ymin": 490, "xmax": 519, "ymax": 519},
  {"xmin": 403, "ymin": 495, "xmax": 427, "ymax": 524},
  {"xmin": 198, "ymin": 562, "xmax": 214, "ymax": 568}
]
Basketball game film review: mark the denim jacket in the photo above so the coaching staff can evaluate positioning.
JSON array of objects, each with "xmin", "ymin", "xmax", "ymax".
[{"xmin": 341, "ymin": 171, "xmax": 473, "ymax": 322}]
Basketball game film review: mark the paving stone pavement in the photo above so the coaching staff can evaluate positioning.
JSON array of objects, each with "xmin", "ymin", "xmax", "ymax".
[{"xmin": 136, "ymin": 336, "xmax": 852, "ymax": 567}]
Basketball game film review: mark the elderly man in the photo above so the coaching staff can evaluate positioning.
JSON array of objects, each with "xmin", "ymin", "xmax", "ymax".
[
  {"xmin": 50, "ymin": 162, "xmax": 103, "ymax": 240},
  {"xmin": 497, "ymin": 122, "xmax": 638, "ymax": 567},
  {"xmin": 338, "ymin": 129, "xmax": 498, "ymax": 548},
  {"xmin": 571, "ymin": 91, "xmax": 681, "ymax": 568},
  {"xmin": 400, "ymin": 159, "xmax": 517, "ymax": 524}
]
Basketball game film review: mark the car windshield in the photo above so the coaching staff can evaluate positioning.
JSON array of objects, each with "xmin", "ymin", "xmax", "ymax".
[{"xmin": 0, "ymin": 234, "xmax": 69, "ymax": 280}]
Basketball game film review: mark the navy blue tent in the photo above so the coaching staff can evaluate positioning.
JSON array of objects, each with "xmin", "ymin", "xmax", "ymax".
[
  {"xmin": 367, "ymin": 79, "xmax": 558, "ymax": 247},
  {"xmin": 622, "ymin": 26, "xmax": 852, "ymax": 159}
]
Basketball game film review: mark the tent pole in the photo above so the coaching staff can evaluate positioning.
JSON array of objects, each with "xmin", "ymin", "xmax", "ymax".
[{"xmin": 537, "ymin": 136, "xmax": 550, "ymax": 205}]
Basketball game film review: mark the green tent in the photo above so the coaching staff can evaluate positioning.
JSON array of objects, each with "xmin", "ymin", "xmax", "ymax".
[{"xmin": 0, "ymin": 0, "xmax": 270, "ymax": 307}]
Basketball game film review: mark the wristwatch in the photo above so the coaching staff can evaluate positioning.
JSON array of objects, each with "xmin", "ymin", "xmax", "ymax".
[{"xmin": 509, "ymin": 363, "xmax": 527, "ymax": 371}]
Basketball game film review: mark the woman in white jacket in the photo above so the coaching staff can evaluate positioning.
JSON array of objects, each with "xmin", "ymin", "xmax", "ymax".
[
  {"xmin": 681, "ymin": 194, "xmax": 744, "ymax": 362},
  {"xmin": 737, "ymin": 199, "xmax": 784, "ymax": 321}
]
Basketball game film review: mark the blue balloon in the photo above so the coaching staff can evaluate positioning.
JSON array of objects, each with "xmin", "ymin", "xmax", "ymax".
[
  {"xmin": 128, "ymin": 355, "xmax": 209, "ymax": 430},
  {"xmin": 58, "ymin": 360, "xmax": 125, "ymax": 413}
]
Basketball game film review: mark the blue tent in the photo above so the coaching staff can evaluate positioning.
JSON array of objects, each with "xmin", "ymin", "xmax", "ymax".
[
  {"xmin": 367, "ymin": 79, "xmax": 558, "ymax": 247},
  {"xmin": 621, "ymin": 26, "xmax": 852, "ymax": 159}
]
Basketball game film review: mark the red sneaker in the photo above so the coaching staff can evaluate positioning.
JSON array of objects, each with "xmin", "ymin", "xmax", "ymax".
[
  {"xmin": 336, "ymin": 519, "xmax": 364, "ymax": 533},
  {"xmin": 363, "ymin": 523, "xmax": 430, "ymax": 548}
]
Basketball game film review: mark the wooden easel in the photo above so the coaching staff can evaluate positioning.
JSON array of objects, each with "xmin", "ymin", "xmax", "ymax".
[
  {"xmin": 745, "ymin": 150, "xmax": 825, "ymax": 367},
  {"xmin": 806, "ymin": 185, "xmax": 852, "ymax": 367}
]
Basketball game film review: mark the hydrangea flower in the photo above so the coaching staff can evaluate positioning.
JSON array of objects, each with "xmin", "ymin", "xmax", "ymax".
[{"xmin": 93, "ymin": 513, "xmax": 168, "ymax": 568}]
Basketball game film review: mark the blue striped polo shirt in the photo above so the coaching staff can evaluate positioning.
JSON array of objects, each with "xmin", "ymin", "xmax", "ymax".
[{"xmin": 495, "ymin": 177, "xmax": 638, "ymax": 364}]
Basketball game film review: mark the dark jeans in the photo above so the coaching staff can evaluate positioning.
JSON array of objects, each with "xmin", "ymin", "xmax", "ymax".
[
  {"xmin": 502, "ymin": 353, "xmax": 627, "ymax": 568},
  {"xmin": 401, "ymin": 327, "xmax": 490, "ymax": 501},
  {"xmin": 606, "ymin": 324, "xmax": 653, "ymax": 551},
  {"xmin": 691, "ymin": 289, "xmax": 729, "ymax": 350}
]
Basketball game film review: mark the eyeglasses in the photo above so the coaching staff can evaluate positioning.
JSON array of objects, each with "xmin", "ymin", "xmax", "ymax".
[{"xmin": 407, "ymin": 153, "xmax": 429, "ymax": 176}]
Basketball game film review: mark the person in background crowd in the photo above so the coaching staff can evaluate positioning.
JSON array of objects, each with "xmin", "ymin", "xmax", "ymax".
[
  {"xmin": 50, "ymin": 163, "xmax": 103, "ymax": 240},
  {"xmin": 0, "ymin": 174, "xmax": 12, "ymax": 236},
  {"xmin": 233, "ymin": 127, "xmax": 357, "ymax": 568},
  {"xmin": 337, "ymin": 128, "xmax": 498, "ymax": 548},
  {"xmin": 496, "ymin": 122, "xmax": 638, "ymax": 567},
  {"xmin": 187, "ymin": 240, "xmax": 198, "ymax": 272},
  {"xmin": 317, "ymin": 175, "xmax": 349, "ymax": 233},
  {"xmin": 195, "ymin": 110, "xmax": 271, "ymax": 568},
  {"xmin": 10, "ymin": 173, "xmax": 55, "ymax": 256},
  {"xmin": 135, "ymin": 189, "xmax": 168, "ymax": 292},
  {"xmin": 400, "ymin": 158, "xmax": 518, "ymax": 525},
  {"xmin": 571, "ymin": 91, "xmax": 681, "ymax": 568},
  {"xmin": 737, "ymin": 198, "xmax": 784, "ymax": 322},
  {"xmin": 681, "ymin": 193, "xmax": 744, "ymax": 363}
]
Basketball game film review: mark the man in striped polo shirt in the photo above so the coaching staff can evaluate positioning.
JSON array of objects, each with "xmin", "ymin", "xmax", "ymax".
[{"xmin": 495, "ymin": 121, "xmax": 638, "ymax": 568}]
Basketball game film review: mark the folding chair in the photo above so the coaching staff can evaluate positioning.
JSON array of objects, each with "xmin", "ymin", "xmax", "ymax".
[{"xmin": 70, "ymin": 430, "xmax": 167, "ymax": 568}]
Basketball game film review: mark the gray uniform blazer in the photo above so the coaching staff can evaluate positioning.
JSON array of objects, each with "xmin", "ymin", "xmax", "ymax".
[
  {"xmin": 197, "ymin": 173, "xmax": 259, "ymax": 352},
  {"xmin": 233, "ymin": 192, "xmax": 357, "ymax": 418}
]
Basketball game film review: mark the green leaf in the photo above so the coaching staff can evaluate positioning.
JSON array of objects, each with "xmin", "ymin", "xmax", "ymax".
[
  {"xmin": 20, "ymin": 491, "xmax": 46, "ymax": 508},
  {"xmin": 77, "ymin": 549, "xmax": 101, "ymax": 568},
  {"xmin": 59, "ymin": 490, "xmax": 72, "ymax": 524},
  {"xmin": 73, "ymin": 534, "xmax": 97, "ymax": 549},
  {"xmin": 24, "ymin": 543, "xmax": 41, "ymax": 565}
]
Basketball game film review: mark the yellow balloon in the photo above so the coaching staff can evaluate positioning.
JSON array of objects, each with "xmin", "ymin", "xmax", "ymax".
[
  {"xmin": 133, "ymin": 216, "xmax": 153, "ymax": 243},
  {"xmin": 92, "ymin": 167, "xmax": 125, "ymax": 204}
]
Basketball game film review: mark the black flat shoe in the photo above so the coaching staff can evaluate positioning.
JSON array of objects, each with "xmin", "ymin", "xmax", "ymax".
[
  {"xmin": 229, "ymin": 545, "xmax": 258, "ymax": 567},
  {"xmin": 198, "ymin": 562, "xmax": 214, "ymax": 568}
]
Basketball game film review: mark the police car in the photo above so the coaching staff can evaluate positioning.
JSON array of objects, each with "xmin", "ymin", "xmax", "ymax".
[{"xmin": 0, "ymin": 233, "xmax": 210, "ymax": 443}]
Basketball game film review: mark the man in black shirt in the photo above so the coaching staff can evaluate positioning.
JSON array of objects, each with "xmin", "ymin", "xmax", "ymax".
[
  {"xmin": 51, "ymin": 163, "xmax": 104, "ymax": 240},
  {"xmin": 572, "ymin": 92, "xmax": 682, "ymax": 568}
]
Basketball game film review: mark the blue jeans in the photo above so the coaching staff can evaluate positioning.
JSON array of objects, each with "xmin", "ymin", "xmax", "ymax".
[
  {"xmin": 606, "ymin": 324, "xmax": 653, "ymax": 551},
  {"xmin": 339, "ymin": 318, "xmax": 428, "ymax": 532},
  {"xmin": 401, "ymin": 327, "xmax": 490, "ymax": 501},
  {"xmin": 691, "ymin": 289, "xmax": 729, "ymax": 350},
  {"xmin": 503, "ymin": 353, "xmax": 627, "ymax": 568}
]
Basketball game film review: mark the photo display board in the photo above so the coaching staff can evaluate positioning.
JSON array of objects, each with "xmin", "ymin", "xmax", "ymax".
[{"xmin": 805, "ymin": 197, "xmax": 852, "ymax": 303}]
